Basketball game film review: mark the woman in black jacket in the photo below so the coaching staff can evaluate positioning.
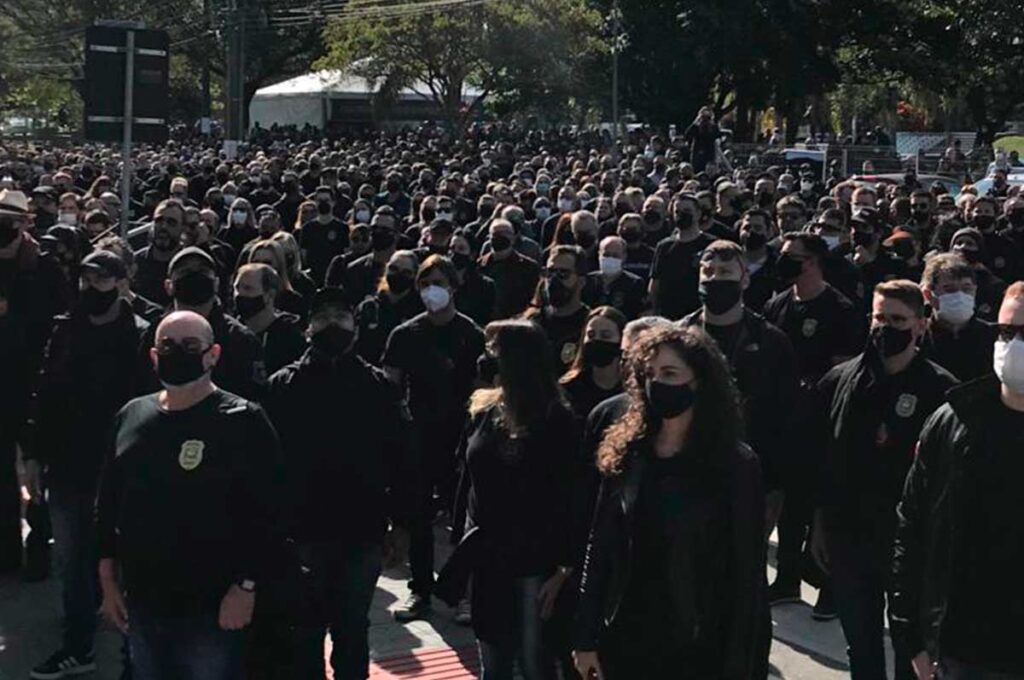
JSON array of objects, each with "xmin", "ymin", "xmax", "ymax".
[
  {"xmin": 439, "ymin": 319, "xmax": 577, "ymax": 680},
  {"xmin": 559, "ymin": 305, "xmax": 627, "ymax": 423},
  {"xmin": 573, "ymin": 325, "xmax": 767, "ymax": 680}
]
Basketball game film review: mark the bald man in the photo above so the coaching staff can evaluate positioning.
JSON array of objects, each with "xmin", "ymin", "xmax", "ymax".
[{"xmin": 96, "ymin": 311, "xmax": 281, "ymax": 680}]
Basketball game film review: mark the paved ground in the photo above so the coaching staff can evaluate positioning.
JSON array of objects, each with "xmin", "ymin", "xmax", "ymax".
[{"xmin": 0, "ymin": 528, "xmax": 892, "ymax": 679}]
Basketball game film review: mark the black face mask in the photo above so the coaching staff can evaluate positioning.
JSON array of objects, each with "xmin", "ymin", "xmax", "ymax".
[
  {"xmin": 676, "ymin": 212, "xmax": 695, "ymax": 230},
  {"xmin": 576, "ymin": 232, "xmax": 597, "ymax": 250},
  {"xmin": 972, "ymin": 215, "xmax": 995, "ymax": 232},
  {"xmin": 776, "ymin": 253, "xmax": 805, "ymax": 282},
  {"xmin": 310, "ymin": 325, "xmax": 354, "ymax": 356},
  {"xmin": 234, "ymin": 294, "xmax": 266, "ymax": 321},
  {"xmin": 647, "ymin": 380, "xmax": 696, "ymax": 420},
  {"xmin": 957, "ymin": 248, "xmax": 981, "ymax": 264},
  {"xmin": 156, "ymin": 345, "xmax": 211, "ymax": 386},
  {"xmin": 871, "ymin": 324, "xmax": 914, "ymax": 358},
  {"xmin": 386, "ymin": 272, "xmax": 414, "ymax": 294},
  {"xmin": 371, "ymin": 229, "xmax": 396, "ymax": 251},
  {"xmin": 451, "ymin": 252, "xmax": 474, "ymax": 271},
  {"xmin": 491, "ymin": 233, "xmax": 512, "ymax": 252},
  {"xmin": 80, "ymin": 286, "xmax": 119, "ymax": 316},
  {"xmin": 421, "ymin": 208, "xmax": 436, "ymax": 223},
  {"xmin": 582, "ymin": 340, "xmax": 620, "ymax": 368},
  {"xmin": 621, "ymin": 229, "xmax": 642, "ymax": 245},
  {"xmin": 642, "ymin": 211, "xmax": 662, "ymax": 226},
  {"xmin": 317, "ymin": 200, "xmax": 333, "ymax": 215},
  {"xmin": 741, "ymin": 230, "xmax": 766, "ymax": 251},
  {"xmin": 758, "ymin": 193, "xmax": 774, "ymax": 208},
  {"xmin": 699, "ymin": 279, "xmax": 743, "ymax": 315},
  {"xmin": 546, "ymin": 278, "xmax": 572, "ymax": 307},
  {"xmin": 172, "ymin": 271, "xmax": 216, "ymax": 306},
  {"xmin": 911, "ymin": 208, "xmax": 930, "ymax": 221},
  {"xmin": 853, "ymin": 230, "xmax": 875, "ymax": 248},
  {"xmin": 477, "ymin": 353, "xmax": 499, "ymax": 384},
  {"xmin": 1009, "ymin": 211, "xmax": 1024, "ymax": 230},
  {"xmin": 0, "ymin": 221, "xmax": 20, "ymax": 248},
  {"xmin": 730, "ymin": 196, "xmax": 745, "ymax": 212}
]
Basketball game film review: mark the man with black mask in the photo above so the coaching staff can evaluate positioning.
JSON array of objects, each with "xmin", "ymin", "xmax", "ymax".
[
  {"xmin": 449, "ymin": 232, "xmax": 495, "ymax": 326},
  {"xmin": 997, "ymin": 196, "xmax": 1024, "ymax": 274},
  {"xmin": 233, "ymin": 263, "xmax": 305, "ymax": 376},
  {"xmin": 849, "ymin": 213, "xmax": 906, "ymax": 315},
  {"xmin": 265, "ymin": 287, "xmax": 412, "ymax": 679},
  {"xmin": 273, "ymin": 171, "xmax": 303, "ymax": 232},
  {"xmin": 340, "ymin": 214, "xmax": 399, "ymax": 301},
  {"xmin": 480, "ymin": 218, "xmax": 540, "ymax": 319},
  {"xmin": 298, "ymin": 186, "xmax": 349, "ymax": 285},
  {"xmin": 616, "ymin": 212, "xmax": 655, "ymax": 282},
  {"xmin": 968, "ymin": 196, "xmax": 1018, "ymax": 283},
  {"xmin": 30, "ymin": 185, "xmax": 59, "ymax": 235},
  {"xmin": 810, "ymin": 281, "xmax": 956, "ymax": 680},
  {"xmin": 738, "ymin": 209, "xmax": 779, "ymax": 313},
  {"xmin": 375, "ymin": 173, "xmax": 411, "ymax": 218},
  {"xmin": 524, "ymin": 245, "xmax": 591, "ymax": 372},
  {"xmin": 140, "ymin": 247, "xmax": 265, "ymax": 400},
  {"xmin": 134, "ymin": 200, "xmax": 185, "ymax": 306},
  {"xmin": 639, "ymin": 195, "xmax": 671, "ymax": 247},
  {"xmin": 26, "ymin": 250, "xmax": 148, "ymax": 679},
  {"xmin": 649, "ymin": 193, "xmax": 713, "ymax": 320}
]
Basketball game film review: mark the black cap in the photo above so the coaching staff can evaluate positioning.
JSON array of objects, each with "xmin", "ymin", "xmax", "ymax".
[
  {"xmin": 84, "ymin": 209, "xmax": 112, "ymax": 225},
  {"xmin": 81, "ymin": 249, "xmax": 128, "ymax": 280},
  {"xmin": 168, "ymin": 246, "xmax": 216, "ymax": 274},
  {"xmin": 32, "ymin": 185, "xmax": 58, "ymax": 200},
  {"xmin": 255, "ymin": 203, "xmax": 277, "ymax": 216},
  {"xmin": 310, "ymin": 286, "xmax": 353, "ymax": 316}
]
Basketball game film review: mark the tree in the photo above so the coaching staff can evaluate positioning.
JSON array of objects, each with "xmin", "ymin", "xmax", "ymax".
[{"xmin": 316, "ymin": 0, "xmax": 606, "ymax": 131}]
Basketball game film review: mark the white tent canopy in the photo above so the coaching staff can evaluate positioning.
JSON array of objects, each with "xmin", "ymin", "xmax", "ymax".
[{"xmin": 249, "ymin": 69, "xmax": 483, "ymax": 130}]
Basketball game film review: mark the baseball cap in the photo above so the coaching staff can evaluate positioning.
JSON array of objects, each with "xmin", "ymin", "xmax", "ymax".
[
  {"xmin": 168, "ymin": 246, "xmax": 216, "ymax": 274},
  {"xmin": 81, "ymin": 249, "xmax": 128, "ymax": 280}
]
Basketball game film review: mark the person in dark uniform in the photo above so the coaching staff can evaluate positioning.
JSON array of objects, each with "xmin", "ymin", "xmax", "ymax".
[
  {"xmin": 133, "ymin": 200, "xmax": 185, "ymax": 307},
  {"xmin": 353, "ymin": 250, "xmax": 423, "ymax": 365},
  {"xmin": 810, "ymin": 280, "xmax": 957, "ymax": 680},
  {"xmin": 139, "ymin": 247, "xmax": 266, "ymax": 401},
  {"xmin": 479, "ymin": 218, "xmax": 540, "ymax": 320},
  {"xmin": 559, "ymin": 305, "xmax": 626, "ymax": 422},
  {"xmin": 892, "ymin": 284, "xmax": 1024, "ymax": 680},
  {"xmin": 93, "ymin": 235, "xmax": 165, "ymax": 324},
  {"xmin": 950, "ymin": 227, "xmax": 1006, "ymax": 322},
  {"xmin": 232, "ymin": 264, "xmax": 305, "ymax": 376},
  {"xmin": 738, "ymin": 209, "xmax": 780, "ymax": 313},
  {"xmin": 582, "ymin": 236, "xmax": 647, "ymax": 321},
  {"xmin": 523, "ymin": 245, "xmax": 591, "ymax": 374},
  {"xmin": 648, "ymin": 193, "xmax": 713, "ymax": 320},
  {"xmin": 97, "ymin": 311, "xmax": 280, "ymax": 680},
  {"xmin": 383, "ymin": 255, "xmax": 485, "ymax": 621},
  {"xmin": 264, "ymin": 288, "xmax": 413, "ymax": 680},
  {"xmin": 920, "ymin": 253, "xmax": 996, "ymax": 381},
  {"xmin": 449, "ymin": 231, "xmax": 494, "ymax": 327},
  {"xmin": 297, "ymin": 186, "xmax": 349, "ymax": 285},
  {"xmin": 331, "ymin": 214, "xmax": 399, "ymax": 302},
  {"xmin": 617, "ymin": 213, "xmax": 655, "ymax": 283}
]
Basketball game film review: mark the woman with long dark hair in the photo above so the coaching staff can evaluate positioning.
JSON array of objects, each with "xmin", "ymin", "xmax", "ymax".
[
  {"xmin": 439, "ymin": 320, "xmax": 577, "ymax": 680},
  {"xmin": 573, "ymin": 325, "xmax": 766, "ymax": 679},
  {"xmin": 559, "ymin": 306, "xmax": 627, "ymax": 422}
]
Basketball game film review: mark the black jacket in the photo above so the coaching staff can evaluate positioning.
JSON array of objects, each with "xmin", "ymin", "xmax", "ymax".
[
  {"xmin": 574, "ymin": 443, "xmax": 766, "ymax": 679},
  {"xmin": 582, "ymin": 270, "xmax": 647, "ymax": 320},
  {"xmin": 890, "ymin": 376, "xmax": 1000, "ymax": 659}
]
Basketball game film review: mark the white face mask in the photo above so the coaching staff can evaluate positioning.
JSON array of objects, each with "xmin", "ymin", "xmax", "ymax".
[
  {"xmin": 822, "ymin": 235, "xmax": 841, "ymax": 251},
  {"xmin": 558, "ymin": 199, "xmax": 575, "ymax": 213},
  {"xmin": 599, "ymin": 256, "xmax": 623, "ymax": 277},
  {"xmin": 936, "ymin": 291, "xmax": 975, "ymax": 325},
  {"xmin": 420, "ymin": 284, "xmax": 451, "ymax": 313},
  {"xmin": 58, "ymin": 212, "xmax": 77, "ymax": 225},
  {"xmin": 355, "ymin": 209, "xmax": 371, "ymax": 223},
  {"xmin": 994, "ymin": 338, "xmax": 1024, "ymax": 394},
  {"xmin": 437, "ymin": 211, "xmax": 453, "ymax": 222},
  {"xmin": 231, "ymin": 210, "xmax": 248, "ymax": 225},
  {"xmin": 535, "ymin": 207, "xmax": 551, "ymax": 221}
]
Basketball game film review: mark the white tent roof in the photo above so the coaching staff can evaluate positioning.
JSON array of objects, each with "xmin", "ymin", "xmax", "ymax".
[{"xmin": 254, "ymin": 69, "xmax": 483, "ymax": 102}]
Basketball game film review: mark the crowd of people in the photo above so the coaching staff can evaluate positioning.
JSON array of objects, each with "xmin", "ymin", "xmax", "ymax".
[{"xmin": 1, "ymin": 114, "xmax": 1023, "ymax": 680}]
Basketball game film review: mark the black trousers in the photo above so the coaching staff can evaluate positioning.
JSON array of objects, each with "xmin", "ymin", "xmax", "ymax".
[{"xmin": 409, "ymin": 421, "xmax": 461, "ymax": 597}]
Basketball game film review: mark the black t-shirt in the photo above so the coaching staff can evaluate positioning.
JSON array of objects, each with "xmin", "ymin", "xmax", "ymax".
[
  {"xmin": 623, "ymin": 243, "xmax": 656, "ymax": 281},
  {"xmin": 530, "ymin": 305, "xmax": 590, "ymax": 373},
  {"xmin": 298, "ymin": 217, "xmax": 350, "ymax": 284},
  {"xmin": 763, "ymin": 284, "xmax": 862, "ymax": 382},
  {"xmin": 562, "ymin": 373, "xmax": 622, "ymax": 422},
  {"xmin": 382, "ymin": 312, "xmax": 485, "ymax": 426},
  {"xmin": 650, "ymin": 233, "xmax": 713, "ymax": 320},
  {"xmin": 942, "ymin": 403, "xmax": 1024, "ymax": 674}
]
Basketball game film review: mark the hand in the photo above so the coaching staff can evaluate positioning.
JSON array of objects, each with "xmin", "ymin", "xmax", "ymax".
[
  {"xmin": 537, "ymin": 569, "xmax": 569, "ymax": 621},
  {"xmin": 23, "ymin": 459, "xmax": 43, "ymax": 502},
  {"xmin": 573, "ymin": 650, "xmax": 604, "ymax": 680},
  {"xmin": 810, "ymin": 513, "xmax": 830, "ymax": 574},
  {"xmin": 912, "ymin": 651, "xmax": 935, "ymax": 680},
  {"xmin": 101, "ymin": 585, "xmax": 129, "ymax": 633},
  {"xmin": 382, "ymin": 527, "xmax": 410, "ymax": 570},
  {"xmin": 218, "ymin": 584, "xmax": 255, "ymax": 631}
]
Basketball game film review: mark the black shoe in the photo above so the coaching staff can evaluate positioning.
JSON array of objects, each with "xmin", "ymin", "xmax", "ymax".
[
  {"xmin": 23, "ymin": 547, "xmax": 51, "ymax": 582},
  {"xmin": 812, "ymin": 587, "xmax": 838, "ymax": 621},
  {"xmin": 393, "ymin": 592, "xmax": 431, "ymax": 622},
  {"xmin": 767, "ymin": 581, "xmax": 802, "ymax": 606},
  {"xmin": 30, "ymin": 650, "xmax": 97, "ymax": 679}
]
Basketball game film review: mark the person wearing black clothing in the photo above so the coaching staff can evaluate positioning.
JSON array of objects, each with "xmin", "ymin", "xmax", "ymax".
[
  {"xmin": 738, "ymin": 210, "xmax": 780, "ymax": 313},
  {"xmin": 297, "ymin": 186, "xmax": 349, "ymax": 284},
  {"xmin": 950, "ymin": 228, "xmax": 1006, "ymax": 322},
  {"xmin": 353, "ymin": 250, "xmax": 423, "ymax": 364},
  {"xmin": 559, "ymin": 306, "xmax": 626, "ymax": 422},
  {"xmin": 333, "ymin": 215, "xmax": 399, "ymax": 301},
  {"xmin": 383, "ymin": 255, "xmax": 484, "ymax": 621},
  {"xmin": 437, "ymin": 320, "xmax": 577, "ymax": 680},
  {"xmin": 682, "ymin": 106, "xmax": 722, "ymax": 173},
  {"xmin": 616, "ymin": 213, "xmax": 655, "ymax": 282},
  {"xmin": 649, "ymin": 194, "xmax": 713, "ymax": 320},
  {"xmin": 523, "ymin": 246, "xmax": 591, "ymax": 373},
  {"xmin": 849, "ymin": 216, "xmax": 906, "ymax": 315},
  {"xmin": 892, "ymin": 285, "xmax": 1024, "ymax": 680},
  {"xmin": 139, "ymin": 247, "xmax": 266, "ymax": 401},
  {"xmin": 264, "ymin": 288, "xmax": 413, "ymax": 680},
  {"xmin": 582, "ymin": 236, "xmax": 646, "ymax": 320},
  {"xmin": 233, "ymin": 264, "xmax": 305, "ymax": 376},
  {"xmin": 24, "ymin": 250, "xmax": 148, "ymax": 680},
  {"xmin": 221, "ymin": 199, "xmax": 259, "ymax": 257},
  {"xmin": 449, "ymin": 232, "xmax": 495, "ymax": 326},
  {"xmin": 133, "ymin": 200, "xmax": 185, "ymax": 307},
  {"xmin": 97, "ymin": 311, "xmax": 280, "ymax": 680},
  {"xmin": 572, "ymin": 326, "xmax": 766, "ymax": 680},
  {"xmin": 810, "ymin": 281, "xmax": 957, "ymax": 680},
  {"xmin": 479, "ymin": 219, "xmax": 541, "ymax": 320},
  {"xmin": 968, "ymin": 196, "xmax": 1019, "ymax": 283},
  {"xmin": 920, "ymin": 254, "xmax": 995, "ymax": 381},
  {"xmin": 94, "ymin": 235, "xmax": 165, "ymax": 324},
  {"xmin": 272, "ymin": 172, "xmax": 303, "ymax": 232}
]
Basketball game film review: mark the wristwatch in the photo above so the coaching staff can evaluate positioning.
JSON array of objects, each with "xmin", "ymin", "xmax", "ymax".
[{"xmin": 237, "ymin": 579, "xmax": 256, "ymax": 593}]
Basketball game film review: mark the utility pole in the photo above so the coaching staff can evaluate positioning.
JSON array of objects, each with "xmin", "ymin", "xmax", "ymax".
[
  {"xmin": 201, "ymin": 0, "xmax": 212, "ymax": 134},
  {"xmin": 225, "ymin": 0, "xmax": 245, "ymax": 155},
  {"xmin": 611, "ymin": 0, "xmax": 622, "ymax": 148}
]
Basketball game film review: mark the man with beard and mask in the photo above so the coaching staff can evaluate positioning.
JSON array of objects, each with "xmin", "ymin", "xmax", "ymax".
[
  {"xmin": 273, "ymin": 171, "xmax": 303, "ymax": 232},
  {"xmin": 738, "ymin": 209, "xmax": 780, "ymax": 313},
  {"xmin": 140, "ymin": 247, "xmax": 265, "ymax": 400},
  {"xmin": 30, "ymin": 185, "xmax": 60, "ymax": 235},
  {"xmin": 849, "ymin": 214, "xmax": 906, "ymax": 315},
  {"xmin": 949, "ymin": 228, "xmax": 1006, "ymax": 322},
  {"xmin": 639, "ymin": 195, "xmax": 672, "ymax": 247},
  {"xmin": 26, "ymin": 250, "xmax": 149, "ymax": 680},
  {"xmin": 383, "ymin": 255, "xmax": 484, "ymax": 622},
  {"xmin": 375, "ymin": 173, "xmax": 411, "ymax": 218},
  {"xmin": 967, "ymin": 196, "xmax": 1018, "ymax": 283},
  {"xmin": 96, "ymin": 310, "xmax": 280, "ymax": 680},
  {"xmin": 810, "ymin": 280, "xmax": 957, "ymax": 680},
  {"xmin": 481, "ymin": 205, "xmax": 542, "ymax": 262},
  {"xmin": 919, "ymin": 254, "xmax": 995, "ymax": 382},
  {"xmin": 762, "ymin": 232, "xmax": 862, "ymax": 621},
  {"xmin": 907, "ymin": 190, "xmax": 936, "ymax": 245},
  {"xmin": 523, "ymin": 245, "xmax": 591, "ymax": 372},
  {"xmin": 582, "ymin": 236, "xmax": 646, "ymax": 320},
  {"xmin": 340, "ymin": 214, "xmax": 400, "ymax": 302},
  {"xmin": 891, "ymin": 283, "xmax": 1024, "ymax": 680},
  {"xmin": 649, "ymin": 193, "xmax": 713, "ymax": 320},
  {"xmin": 479, "ymin": 218, "xmax": 541, "ymax": 319},
  {"xmin": 233, "ymin": 263, "xmax": 305, "ymax": 376},
  {"xmin": 134, "ymin": 200, "xmax": 186, "ymax": 307},
  {"xmin": 264, "ymin": 287, "xmax": 413, "ymax": 679},
  {"xmin": 617, "ymin": 212, "xmax": 655, "ymax": 282},
  {"xmin": 414, "ymin": 218, "xmax": 455, "ymax": 260},
  {"xmin": 353, "ymin": 250, "xmax": 423, "ymax": 364},
  {"xmin": 297, "ymin": 186, "xmax": 349, "ymax": 285},
  {"xmin": 183, "ymin": 207, "xmax": 236, "ymax": 289},
  {"xmin": 449, "ymin": 231, "xmax": 494, "ymax": 326}
]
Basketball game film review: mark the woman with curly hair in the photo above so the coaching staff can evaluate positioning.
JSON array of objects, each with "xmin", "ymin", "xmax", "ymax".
[{"xmin": 572, "ymin": 325, "xmax": 767, "ymax": 679}]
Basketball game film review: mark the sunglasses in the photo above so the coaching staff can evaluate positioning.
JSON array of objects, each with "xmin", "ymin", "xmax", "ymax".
[
  {"xmin": 544, "ymin": 267, "xmax": 575, "ymax": 280},
  {"xmin": 996, "ymin": 324, "xmax": 1024, "ymax": 343}
]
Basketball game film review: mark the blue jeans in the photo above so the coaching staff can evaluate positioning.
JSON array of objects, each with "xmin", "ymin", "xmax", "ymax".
[
  {"xmin": 49, "ymin": 484, "xmax": 98, "ymax": 657},
  {"xmin": 477, "ymin": 575, "xmax": 548, "ymax": 680},
  {"xmin": 290, "ymin": 541, "xmax": 382, "ymax": 680},
  {"xmin": 127, "ymin": 608, "xmax": 244, "ymax": 680}
]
